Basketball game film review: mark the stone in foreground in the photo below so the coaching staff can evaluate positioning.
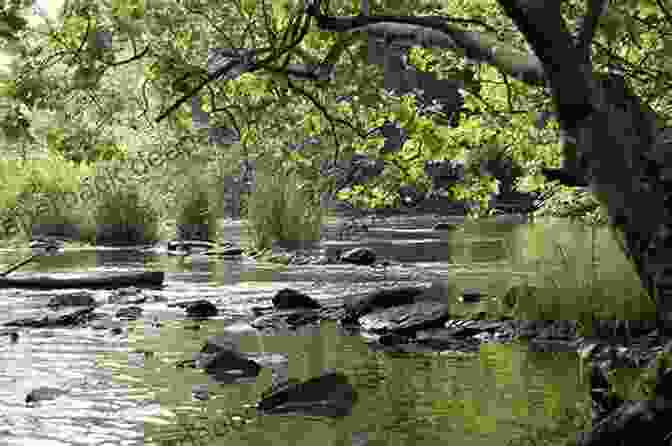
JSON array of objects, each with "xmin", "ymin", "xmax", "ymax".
[{"xmin": 257, "ymin": 371, "xmax": 358, "ymax": 418}]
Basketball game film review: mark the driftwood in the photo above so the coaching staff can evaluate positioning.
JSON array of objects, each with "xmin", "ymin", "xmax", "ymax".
[{"xmin": 0, "ymin": 271, "xmax": 164, "ymax": 289}]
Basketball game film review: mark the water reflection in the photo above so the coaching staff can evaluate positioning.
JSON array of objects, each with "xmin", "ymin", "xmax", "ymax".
[{"xmin": 0, "ymin": 217, "xmax": 611, "ymax": 446}]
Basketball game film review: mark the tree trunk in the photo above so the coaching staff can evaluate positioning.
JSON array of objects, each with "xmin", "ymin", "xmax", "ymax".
[
  {"xmin": 562, "ymin": 72, "xmax": 672, "ymax": 337},
  {"xmin": 493, "ymin": 1, "xmax": 671, "ymax": 336}
]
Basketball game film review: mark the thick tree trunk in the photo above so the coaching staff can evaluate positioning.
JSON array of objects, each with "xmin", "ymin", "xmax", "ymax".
[
  {"xmin": 493, "ymin": 1, "xmax": 671, "ymax": 336},
  {"xmin": 563, "ymin": 72, "xmax": 672, "ymax": 336}
]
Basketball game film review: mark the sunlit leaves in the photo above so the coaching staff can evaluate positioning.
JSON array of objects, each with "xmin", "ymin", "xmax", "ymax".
[
  {"xmin": 302, "ymin": 113, "xmax": 322, "ymax": 135},
  {"xmin": 0, "ymin": 79, "xmax": 17, "ymax": 97},
  {"xmin": 0, "ymin": 6, "xmax": 29, "ymax": 40},
  {"xmin": 241, "ymin": 0, "xmax": 256, "ymax": 18},
  {"xmin": 174, "ymin": 29, "xmax": 193, "ymax": 52},
  {"xmin": 144, "ymin": 63, "xmax": 161, "ymax": 81},
  {"xmin": 111, "ymin": 0, "xmax": 146, "ymax": 20},
  {"xmin": 49, "ymin": 15, "xmax": 89, "ymax": 49}
]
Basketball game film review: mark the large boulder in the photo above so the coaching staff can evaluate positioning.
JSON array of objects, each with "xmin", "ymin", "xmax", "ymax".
[
  {"xmin": 177, "ymin": 335, "xmax": 263, "ymax": 384},
  {"xmin": 186, "ymin": 300, "xmax": 219, "ymax": 319},
  {"xmin": 358, "ymin": 301, "xmax": 451, "ymax": 334},
  {"xmin": 198, "ymin": 349, "xmax": 262, "ymax": 383},
  {"xmin": 257, "ymin": 371, "xmax": 358, "ymax": 418},
  {"xmin": 273, "ymin": 288, "xmax": 322, "ymax": 310},
  {"xmin": 342, "ymin": 286, "xmax": 427, "ymax": 323},
  {"xmin": 339, "ymin": 247, "xmax": 377, "ymax": 266}
]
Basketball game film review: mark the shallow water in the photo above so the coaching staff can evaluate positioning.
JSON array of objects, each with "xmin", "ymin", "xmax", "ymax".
[{"xmin": 0, "ymin": 216, "xmax": 627, "ymax": 445}]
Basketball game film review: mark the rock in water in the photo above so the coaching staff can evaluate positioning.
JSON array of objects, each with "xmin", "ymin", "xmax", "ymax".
[
  {"xmin": 25, "ymin": 387, "xmax": 67, "ymax": 405},
  {"xmin": 200, "ymin": 350, "xmax": 262, "ymax": 382},
  {"xmin": 273, "ymin": 288, "xmax": 321, "ymax": 310},
  {"xmin": 47, "ymin": 291, "xmax": 96, "ymax": 308},
  {"xmin": 257, "ymin": 371, "xmax": 357, "ymax": 418},
  {"xmin": 342, "ymin": 286, "xmax": 426, "ymax": 323},
  {"xmin": 186, "ymin": 300, "xmax": 218, "ymax": 318},
  {"xmin": 339, "ymin": 247, "xmax": 376, "ymax": 266},
  {"xmin": 358, "ymin": 301, "xmax": 451, "ymax": 334}
]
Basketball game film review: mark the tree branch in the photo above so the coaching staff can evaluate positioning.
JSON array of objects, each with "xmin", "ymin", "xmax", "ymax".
[
  {"xmin": 107, "ymin": 45, "xmax": 150, "ymax": 67},
  {"xmin": 575, "ymin": 0, "xmax": 608, "ymax": 64},
  {"xmin": 497, "ymin": 0, "xmax": 596, "ymax": 129},
  {"xmin": 304, "ymin": 5, "xmax": 546, "ymax": 86}
]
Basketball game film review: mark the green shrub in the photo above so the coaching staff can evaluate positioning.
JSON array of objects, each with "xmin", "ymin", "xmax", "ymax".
[
  {"xmin": 245, "ymin": 163, "xmax": 324, "ymax": 252},
  {"xmin": 0, "ymin": 157, "xmax": 92, "ymax": 241},
  {"xmin": 170, "ymin": 165, "xmax": 217, "ymax": 240},
  {"xmin": 92, "ymin": 186, "xmax": 160, "ymax": 245},
  {"xmin": 83, "ymin": 161, "xmax": 160, "ymax": 245}
]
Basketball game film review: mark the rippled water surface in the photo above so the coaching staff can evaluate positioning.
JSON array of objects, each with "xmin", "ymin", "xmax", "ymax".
[{"xmin": 0, "ymin": 216, "xmax": 618, "ymax": 445}]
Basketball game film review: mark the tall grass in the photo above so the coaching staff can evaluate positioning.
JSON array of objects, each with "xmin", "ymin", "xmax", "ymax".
[
  {"xmin": 245, "ymin": 163, "xmax": 324, "ymax": 252},
  {"xmin": 172, "ymin": 168, "xmax": 217, "ymax": 241},
  {"xmin": 0, "ymin": 157, "xmax": 93, "ymax": 241},
  {"xmin": 510, "ymin": 222, "xmax": 657, "ymax": 332},
  {"xmin": 0, "ymin": 156, "xmax": 162, "ymax": 245}
]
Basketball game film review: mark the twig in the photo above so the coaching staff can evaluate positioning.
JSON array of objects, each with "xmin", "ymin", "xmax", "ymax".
[{"xmin": 0, "ymin": 254, "xmax": 38, "ymax": 277}]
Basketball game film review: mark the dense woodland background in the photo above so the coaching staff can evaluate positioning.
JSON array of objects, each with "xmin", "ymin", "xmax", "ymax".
[{"xmin": 0, "ymin": 0, "xmax": 670, "ymax": 249}]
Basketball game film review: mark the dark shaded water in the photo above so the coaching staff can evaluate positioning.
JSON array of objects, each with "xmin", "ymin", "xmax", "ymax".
[{"xmin": 0, "ymin": 216, "xmax": 632, "ymax": 445}]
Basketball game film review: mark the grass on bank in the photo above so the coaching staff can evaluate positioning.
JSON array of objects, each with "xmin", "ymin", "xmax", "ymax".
[
  {"xmin": 0, "ymin": 154, "xmax": 328, "ymax": 252},
  {"xmin": 504, "ymin": 223, "xmax": 657, "ymax": 333},
  {"xmin": 244, "ymin": 164, "xmax": 324, "ymax": 253}
]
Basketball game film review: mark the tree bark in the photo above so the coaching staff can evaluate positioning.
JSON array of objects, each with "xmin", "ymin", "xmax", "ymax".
[{"xmin": 498, "ymin": 1, "xmax": 672, "ymax": 337}]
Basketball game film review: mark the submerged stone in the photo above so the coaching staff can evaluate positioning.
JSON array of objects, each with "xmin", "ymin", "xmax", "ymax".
[
  {"xmin": 25, "ymin": 387, "xmax": 67, "ymax": 405},
  {"xmin": 47, "ymin": 291, "xmax": 96, "ymax": 308},
  {"xmin": 273, "ymin": 288, "xmax": 321, "ymax": 310},
  {"xmin": 186, "ymin": 299, "xmax": 218, "ymax": 318},
  {"xmin": 339, "ymin": 247, "xmax": 377, "ymax": 266},
  {"xmin": 257, "ymin": 371, "xmax": 357, "ymax": 418}
]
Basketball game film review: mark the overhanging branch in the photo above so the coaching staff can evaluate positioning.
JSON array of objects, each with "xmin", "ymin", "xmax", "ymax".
[{"xmin": 305, "ymin": 4, "xmax": 546, "ymax": 86}]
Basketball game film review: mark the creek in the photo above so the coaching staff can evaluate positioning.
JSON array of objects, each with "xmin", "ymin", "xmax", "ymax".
[{"xmin": 0, "ymin": 215, "xmax": 631, "ymax": 446}]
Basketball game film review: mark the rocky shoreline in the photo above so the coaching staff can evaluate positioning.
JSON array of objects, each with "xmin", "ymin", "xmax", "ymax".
[
  {"xmin": 2, "ymin": 219, "xmax": 670, "ymax": 443},
  {"xmin": 3, "ymin": 276, "xmax": 672, "ymax": 444}
]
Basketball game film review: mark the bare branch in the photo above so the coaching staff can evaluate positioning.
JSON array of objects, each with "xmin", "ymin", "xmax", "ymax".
[
  {"xmin": 286, "ymin": 79, "xmax": 368, "ymax": 139},
  {"xmin": 107, "ymin": 45, "xmax": 150, "ymax": 67}
]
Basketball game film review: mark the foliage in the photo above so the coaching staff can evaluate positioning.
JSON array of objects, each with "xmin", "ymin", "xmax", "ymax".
[
  {"xmin": 245, "ymin": 160, "xmax": 324, "ymax": 252},
  {"xmin": 534, "ymin": 187, "xmax": 609, "ymax": 225},
  {"xmin": 84, "ymin": 160, "xmax": 161, "ymax": 244},
  {"xmin": 0, "ymin": 156, "xmax": 93, "ymax": 239},
  {"xmin": 0, "ymin": 0, "xmax": 670, "ymax": 235},
  {"xmin": 511, "ymin": 226, "xmax": 656, "ymax": 327},
  {"xmin": 172, "ymin": 165, "xmax": 217, "ymax": 240}
]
